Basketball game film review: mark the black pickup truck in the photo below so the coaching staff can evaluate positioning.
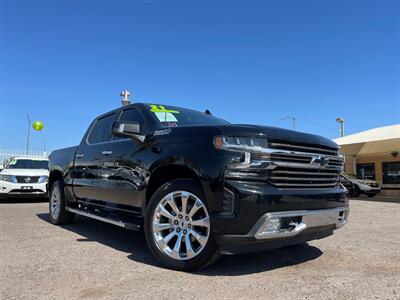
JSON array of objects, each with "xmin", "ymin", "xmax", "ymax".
[{"xmin": 49, "ymin": 103, "xmax": 349, "ymax": 270}]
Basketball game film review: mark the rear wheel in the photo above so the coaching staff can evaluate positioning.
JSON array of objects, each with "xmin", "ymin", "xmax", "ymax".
[
  {"xmin": 144, "ymin": 179, "xmax": 219, "ymax": 271},
  {"xmin": 49, "ymin": 181, "xmax": 74, "ymax": 225}
]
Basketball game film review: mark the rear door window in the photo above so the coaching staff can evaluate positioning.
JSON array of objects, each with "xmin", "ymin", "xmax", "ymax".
[{"xmin": 87, "ymin": 113, "xmax": 116, "ymax": 144}]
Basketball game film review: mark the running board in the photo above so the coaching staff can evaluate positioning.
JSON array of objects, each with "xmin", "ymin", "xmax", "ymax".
[{"xmin": 66, "ymin": 207, "xmax": 141, "ymax": 231}]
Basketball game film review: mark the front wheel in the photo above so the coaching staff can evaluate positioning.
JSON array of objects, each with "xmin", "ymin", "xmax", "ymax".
[
  {"xmin": 352, "ymin": 186, "xmax": 360, "ymax": 197},
  {"xmin": 144, "ymin": 179, "xmax": 219, "ymax": 271}
]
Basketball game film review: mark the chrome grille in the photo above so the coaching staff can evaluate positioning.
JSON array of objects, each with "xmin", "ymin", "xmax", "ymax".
[
  {"xmin": 266, "ymin": 142, "xmax": 342, "ymax": 189},
  {"xmin": 269, "ymin": 142, "xmax": 338, "ymax": 156}
]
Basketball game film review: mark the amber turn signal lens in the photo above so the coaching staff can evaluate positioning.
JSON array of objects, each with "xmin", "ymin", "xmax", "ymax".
[{"xmin": 213, "ymin": 136, "xmax": 224, "ymax": 150}]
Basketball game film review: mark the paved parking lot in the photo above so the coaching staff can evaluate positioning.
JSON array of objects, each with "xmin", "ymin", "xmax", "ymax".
[{"xmin": 1, "ymin": 199, "xmax": 399, "ymax": 299}]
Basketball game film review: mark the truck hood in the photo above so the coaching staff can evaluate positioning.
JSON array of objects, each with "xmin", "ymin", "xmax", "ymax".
[
  {"xmin": 168, "ymin": 124, "xmax": 339, "ymax": 149},
  {"xmin": 0, "ymin": 169, "xmax": 49, "ymax": 176}
]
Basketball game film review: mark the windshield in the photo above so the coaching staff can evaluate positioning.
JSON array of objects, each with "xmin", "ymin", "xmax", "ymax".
[
  {"xmin": 6, "ymin": 159, "xmax": 49, "ymax": 170},
  {"xmin": 147, "ymin": 104, "xmax": 229, "ymax": 127}
]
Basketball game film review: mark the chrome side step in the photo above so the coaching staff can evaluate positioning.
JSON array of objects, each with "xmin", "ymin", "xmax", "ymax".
[{"xmin": 66, "ymin": 207, "xmax": 140, "ymax": 231}]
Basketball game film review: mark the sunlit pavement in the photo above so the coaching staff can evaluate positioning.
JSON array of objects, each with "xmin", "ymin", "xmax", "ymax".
[{"xmin": 0, "ymin": 199, "xmax": 399, "ymax": 299}]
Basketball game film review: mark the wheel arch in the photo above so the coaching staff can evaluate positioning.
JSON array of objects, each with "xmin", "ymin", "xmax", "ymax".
[
  {"xmin": 145, "ymin": 164, "xmax": 201, "ymax": 208},
  {"xmin": 48, "ymin": 168, "xmax": 64, "ymax": 191}
]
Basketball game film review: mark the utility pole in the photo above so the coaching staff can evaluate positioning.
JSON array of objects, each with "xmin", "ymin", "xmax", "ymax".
[
  {"xmin": 281, "ymin": 116, "xmax": 296, "ymax": 130},
  {"xmin": 336, "ymin": 117, "xmax": 345, "ymax": 137},
  {"xmin": 25, "ymin": 113, "xmax": 31, "ymax": 155}
]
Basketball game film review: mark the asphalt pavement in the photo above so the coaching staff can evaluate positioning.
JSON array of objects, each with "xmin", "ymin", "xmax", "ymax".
[{"xmin": 0, "ymin": 199, "xmax": 399, "ymax": 299}]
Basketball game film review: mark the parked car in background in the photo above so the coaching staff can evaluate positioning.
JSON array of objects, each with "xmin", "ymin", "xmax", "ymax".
[
  {"xmin": 0, "ymin": 156, "xmax": 49, "ymax": 199},
  {"xmin": 48, "ymin": 103, "xmax": 349, "ymax": 270},
  {"xmin": 339, "ymin": 175, "xmax": 357, "ymax": 197},
  {"xmin": 341, "ymin": 174, "xmax": 380, "ymax": 197}
]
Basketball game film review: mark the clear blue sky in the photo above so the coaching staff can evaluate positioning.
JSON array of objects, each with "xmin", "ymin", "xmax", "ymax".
[{"xmin": 0, "ymin": 0, "xmax": 399, "ymax": 152}]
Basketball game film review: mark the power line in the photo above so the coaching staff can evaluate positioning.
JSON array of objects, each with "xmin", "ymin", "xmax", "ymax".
[
  {"xmin": 296, "ymin": 118, "xmax": 338, "ymax": 131},
  {"xmin": 281, "ymin": 116, "xmax": 296, "ymax": 130},
  {"xmin": 281, "ymin": 116, "xmax": 338, "ymax": 131}
]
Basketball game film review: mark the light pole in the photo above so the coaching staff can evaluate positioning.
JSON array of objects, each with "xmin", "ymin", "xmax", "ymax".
[
  {"xmin": 281, "ymin": 116, "xmax": 296, "ymax": 130},
  {"xmin": 40, "ymin": 131, "xmax": 47, "ymax": 155},
  {"xmin": 120, "ymin": 90, "xmax": 131, "ymax": 106},
  {"xmin": 336, "ymin": 117, "xmax": 345, "ymax": 137},
  {"xmin": 25, "ymin": 113, "xmax": 31, "ymax": 155}
]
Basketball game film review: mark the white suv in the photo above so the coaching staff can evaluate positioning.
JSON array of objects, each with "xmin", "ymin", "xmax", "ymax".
[
  {"xmin": 342, "ymin": 174, "xmax": 381, "ymax": 198},
  {"xmin": 0, "ymin": 156, "xmax": 49, "ymax": 199}
]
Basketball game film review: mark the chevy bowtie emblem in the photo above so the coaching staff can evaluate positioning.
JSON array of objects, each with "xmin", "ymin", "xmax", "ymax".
[
  {"xmin": 24, "ymin": 177, "xmax": 32, "ymax": 183},
  {"xmin": 311, "ymin": 156, "xmax": 329, "ymax": 167}
]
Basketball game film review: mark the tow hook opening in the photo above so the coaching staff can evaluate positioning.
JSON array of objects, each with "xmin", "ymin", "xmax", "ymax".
[
  {"xmin": 338, "ymin": 210, "xmax": 347, "ymax": 222},
  {"xmin": 263, "ymin": 216, "xmax": 302, "ymax": 234},
  {"xmin": 281, "ymin": 216, "xmax": 302, "ymax": 231}
]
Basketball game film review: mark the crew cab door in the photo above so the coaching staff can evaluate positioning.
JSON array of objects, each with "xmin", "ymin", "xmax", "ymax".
[
  {"xmin": 95, "ymin": 107, "xmax": 147, "ymax": 210},
  {"xmin": 73, "ymin": 112, "xmax": 118, "ymax": 201}
]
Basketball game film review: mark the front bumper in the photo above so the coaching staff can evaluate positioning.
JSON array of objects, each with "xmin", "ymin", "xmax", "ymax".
[
  {"xmin": 217, "ymin": 206, "xmax": 349, "ymax": 254},
  {"xmin": 0, "ymin": 181, "xmax": 48, "ymax": 198},
  {"xmin": 218, "ymin": 224, "xmax": 337, "ymax": 254},
  {"xmin": 212, "ymin": 180, "xmax": 349, "ymax": 254},
  {"xmin": 359, "ymin": 184, "xmax": 380, "ymax": 192},
  {"xmin": 364, "ymin": 188, "xmax": 381, "ymax": 195},
  {"xmin": 212, "ymin": 181, "xmax": 348, "ymax": 235},
  {"xmin": 251, "ymin": 206, "xmax": 348, "ymax": 239}
]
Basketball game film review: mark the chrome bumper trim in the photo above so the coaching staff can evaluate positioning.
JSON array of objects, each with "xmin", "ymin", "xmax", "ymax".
[{"xmin": 249, "ymin": 206, "xmax": 349, "ymax": 240}]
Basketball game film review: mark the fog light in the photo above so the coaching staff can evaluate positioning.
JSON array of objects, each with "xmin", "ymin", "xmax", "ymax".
[{"xmin": 264, "ymin": 217, "xmax": 281, "ymax": 233}]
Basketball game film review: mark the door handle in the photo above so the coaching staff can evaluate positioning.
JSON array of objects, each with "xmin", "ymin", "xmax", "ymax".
[
  {"xmin": 102, "ymin": 150, "xmax": 113, "ymax": 155},
  {"xmin": 76, "ymin": 153, "xmax": 84, "ymax": 158}
]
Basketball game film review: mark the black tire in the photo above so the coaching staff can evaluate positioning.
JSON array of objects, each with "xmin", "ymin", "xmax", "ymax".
[
  {"xmin": 144, "ymin": 179, "xmax": 219, "ymax": 271},
  {"xmin": 353, "ymin": 185, "xmax": 360, "ymax": 197},
  {"xmin": 49, "ymin": 180, "xmax": 75, "ymax": 225},
  {"xmin": 349, "ymin": 189, "xmax": 357, "ymax": 197}
]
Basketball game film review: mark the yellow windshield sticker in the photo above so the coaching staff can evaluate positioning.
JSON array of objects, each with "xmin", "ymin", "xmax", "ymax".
[{"xmin": 150, "ymin": 105, "xmax": 179, "ymax": 114}]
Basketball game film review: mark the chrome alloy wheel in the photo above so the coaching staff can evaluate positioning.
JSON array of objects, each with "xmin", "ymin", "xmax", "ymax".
[
  {"xmin": 50, "ymin": 185, "xmax": 61, "ymax": 219},
  {"xmin": 152, "ymin": 191, "xmax": 211, "ymax": 260}
]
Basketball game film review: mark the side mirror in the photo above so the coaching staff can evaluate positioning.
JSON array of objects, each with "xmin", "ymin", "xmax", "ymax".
[{"xmin": 112, "ymin": 121, "xmax": 145, "ymax": 142}]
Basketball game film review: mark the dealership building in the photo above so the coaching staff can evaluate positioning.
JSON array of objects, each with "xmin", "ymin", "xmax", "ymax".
[{"xmin": 334, "ymin": 124, "xmax": 400, "ymax": 197}]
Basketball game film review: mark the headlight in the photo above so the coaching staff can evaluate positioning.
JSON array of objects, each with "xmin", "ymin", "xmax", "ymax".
[
  {"xmin": 214, "ymin": 136, "xmax": 269, "ymax": 153},
  {"xmin": 38, "ymin": 176, "xmax": 49, "ymax": 183},
  {"xmin": 0, "ymin": 174, "xmax": 16, "ymax": 183}
]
